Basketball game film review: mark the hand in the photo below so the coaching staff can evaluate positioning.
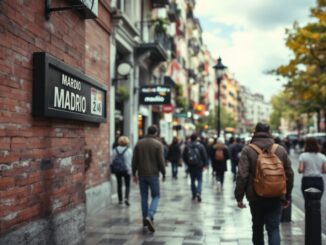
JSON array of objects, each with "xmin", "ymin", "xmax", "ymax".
[
  {"xmin": 133, "ymin": 176, "xmax": 138, "ymax": 184},
  {"xmin": 162, "ymin": 175, "xmax": 166, "ymax": 182},
  {"xmin": 282, "ymin": 200, "xmax": 290, "ymax": 208},
  {"xmin": 237, "ymin": 201, "xmax": 246, "ymax": 209}
]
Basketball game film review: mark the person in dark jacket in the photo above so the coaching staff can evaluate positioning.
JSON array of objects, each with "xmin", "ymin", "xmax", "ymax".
[
  {"xmin": 182, "ymin": 133, "xmax": 208, "ymax": 202},
  {"xmin": 228, "ymin": 137, "xmax": 243, "ymax": 181},
  {"xmin": 234, "ymin": 123, "xmax": 294, "ymax": 245},
  {"xmin": 132, "ymin": 125, "xmax": 166, "ymax": 233},
  {"xmin": 212, "ymin": 140, "xmax": 229, "ymax": 191},
  {"xmin": 167, "ymin": 137, "xmax": 182, "ymax": 179}
]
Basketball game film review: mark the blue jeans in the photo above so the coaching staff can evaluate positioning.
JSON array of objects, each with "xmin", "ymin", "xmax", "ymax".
[
  {"xmin": 171, "ymin": 161, "xmax": 178, "ymax": 178},
  {"xmin": 249, "ymin": 199, "xmax": 282, "ymax": 245},
  {"xmin": 139, "ymin": 176, "xmax": 160, "ymax": 219},
  {"xmin": 189, "ymin": 170, "xmax": 203, "ymax": 198}
]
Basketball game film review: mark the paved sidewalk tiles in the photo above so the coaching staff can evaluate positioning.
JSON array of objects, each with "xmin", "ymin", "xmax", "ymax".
[{"xmin": 85, "ymin": 167, "xmax": 325, "ymax": 245}]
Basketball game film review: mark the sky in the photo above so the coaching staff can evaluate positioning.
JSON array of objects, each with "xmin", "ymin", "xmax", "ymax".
[{"xmin": 195, "ymin": 0, "xmax": 316, "ymax": 101}]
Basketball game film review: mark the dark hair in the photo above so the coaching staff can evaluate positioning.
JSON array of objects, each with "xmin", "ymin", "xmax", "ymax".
[
  {"xmin": 147, "ymin": 125, "xmax": 158, "ymax": 135},
  {"xmin": 171, "ymin": 136, "xmax": 179, "ymax": 145},
  {"xmin": 274, "ymin": 137, "xmax": 281, "ymax": 144},
  {"xmin": 255, "ymin": 122, "xmax": 270, "ymax": 133},
  {"xmin": 304, "ymin": 137, "xmax": 320, "ymax": 153},
  {"xmin": 190, "ymin": 133, "xmax": 197, "ymax": 141}
]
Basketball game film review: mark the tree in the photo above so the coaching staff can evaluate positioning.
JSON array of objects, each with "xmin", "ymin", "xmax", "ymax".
[{"xmin": 273, "ymin": 0, "xmax": 326, "ymax": 131}]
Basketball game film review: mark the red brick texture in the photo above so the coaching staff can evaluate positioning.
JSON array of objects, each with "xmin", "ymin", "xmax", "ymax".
[{"xmin": 0, "ymin": 0, "xmax": 111, "ymax": 233}]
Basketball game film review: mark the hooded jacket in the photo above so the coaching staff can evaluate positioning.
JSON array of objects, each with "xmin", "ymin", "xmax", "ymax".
[{"xmin": 234, "ymin": 132, "xmax": 294, "ymax": 202}]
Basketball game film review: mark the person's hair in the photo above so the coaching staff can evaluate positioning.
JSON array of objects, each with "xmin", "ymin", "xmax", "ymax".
[
  {"xmin": 118, "ymin": 136, "xmax": 129, "ymax": 146},
  {"xmin": 236, "ymin": 137, "xmax": 241, "ymax": 143},
  {"xmin": 190, "ymin": 133, "xmax": 197, "ymax": 141},
  {"xmin": 172, "ymin": 136, "xmax": 179, "ymax": 145},
  {"xmin": 304, "ymin": 137, "xmax": 320, "ymax": 153},
  {"xmin": 255, "ymin": 122, "xmax": 270, "ymax": 133},
  {"xmin": 147, "ymin": 125, "xmax": 158, "ymax": 135},
  {"xmin": 274, "ymin": 137, "xmax": 281, "ymax": 144}
]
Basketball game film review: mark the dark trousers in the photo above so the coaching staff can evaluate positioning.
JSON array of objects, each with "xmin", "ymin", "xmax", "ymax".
[
  {"xmin": 116, "ymin": 173, "xmax": 130, "ymax": 202},
  {"xmin": 249, "ymin": 199, "xmax": 282, "ymax": 245},
  {"xmin": 301, "ymin": 176, "xmax": 324, "ymax": 199}
]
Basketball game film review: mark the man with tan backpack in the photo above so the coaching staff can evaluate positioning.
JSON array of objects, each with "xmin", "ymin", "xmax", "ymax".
[{"xmin": 234, "ymin": 123, "xmax": 294, "ymax": 245}]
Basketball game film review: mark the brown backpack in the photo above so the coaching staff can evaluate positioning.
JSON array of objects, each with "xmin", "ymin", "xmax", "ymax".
[
  {"xmin": 214, "ymin": 148, "xmax": 224, "ymax": 161},
  {"xmin": 249, "ymin": 144, "xmax": 286, "ymax": 197}
]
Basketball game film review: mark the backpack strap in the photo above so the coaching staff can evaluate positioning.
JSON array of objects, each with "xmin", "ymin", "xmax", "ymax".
[
  {"xmin": 270, "ymin": 144, "xmax": 279, "ymax": 154},
  {"xmin": 249, "ymin": 144, "xmax": 263, "ymax": 154},
  {"xmin": 116, "ymin": 147, "xmax": 128, "ymax": 155}
]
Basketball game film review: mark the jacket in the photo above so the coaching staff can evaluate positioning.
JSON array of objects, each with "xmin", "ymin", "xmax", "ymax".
[
  {"xmin": 132, "ymin": 135, "xmax": 166, "ymax": 177},
  {"xmin": 234, "ymin": 132, "xmax": 294, "ymax": 202},
  {"xmin": 182, "ymin": 141, "xmax": 208, "ymax": 170}
]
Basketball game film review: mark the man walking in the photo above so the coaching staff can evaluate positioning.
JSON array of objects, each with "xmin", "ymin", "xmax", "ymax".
[
  {"xmin": 183, "ymin": 133, "xmax": 208, "ymax": 202},
  {"xmin": 132, "ymin": 125, "xmax": 166, "ymax": 232},
  {"xmin": 234, "ymin": 123, "xmax": 294, "ymax": 245},
  {"xmin": 228, "ymin": 137, "xmax": 243, "ymax": 181}
]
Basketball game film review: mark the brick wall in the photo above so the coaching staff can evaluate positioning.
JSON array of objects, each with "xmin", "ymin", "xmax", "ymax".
[{"xmin": 0, "ymin": 0, "xmax": 111, "ymax": 236}]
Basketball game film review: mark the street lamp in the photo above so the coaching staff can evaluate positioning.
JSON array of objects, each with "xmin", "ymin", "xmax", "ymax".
[{"xmin": 213, "ymin": 57, "xmax": 227, "ymax": 139}]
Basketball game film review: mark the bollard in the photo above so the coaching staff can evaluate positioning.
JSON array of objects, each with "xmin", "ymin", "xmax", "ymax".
[
  {"xmin": 304, "ymin": 187, "xmax": 322, "ymax": 245},
  {"xmin": 281, "ymin": 196, "xmax": 291, "ymax": 222}
]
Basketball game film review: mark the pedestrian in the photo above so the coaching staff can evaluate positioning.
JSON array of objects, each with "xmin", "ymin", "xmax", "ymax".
[
  {"xmin": 167, "ymin": 136, "xmax": 182, "ymax": 179},
  {"xmin": 298, "ymin": 137, "xmax": 326, "ymax": 199},
  {"xmin": 212, "ymin": 139, "xmax": 229, "ymax": 191},
  {"xmin": 132, "ymin": 125, "xmax": 166, "ymax": 233},
  {"xmin": 234, "ymin": 122, "xmax": 294, "ymax": 245},
  {"xmin": 182, "ymin": 133, "xmax": 208, "ymax": 202},
  {"xmin": 228, "ymin": 137, "xmax": 243, "ymax": 181},
  {"xmin": 111, "ymin": 136, "xmax": 132, "ymax": 206}
]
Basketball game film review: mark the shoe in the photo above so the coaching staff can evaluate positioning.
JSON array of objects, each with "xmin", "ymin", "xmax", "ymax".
[
  {"xmin": 216, "ymin": 181, "xmax": 221, "ymax": 193},
  {"xmin": 196, "ymin": 194, "xmax": 202, "ymax": 203},
  {"xmin": 124, "ymin": 200, "xmax": 130, "ymax": 206},
  {"xmin": 119, "ymin": 201, "xmax": 123, "ymax": 205},
  {"xmin": 144, "ymin": 217, "xmax": 155, "ymax": 232}
]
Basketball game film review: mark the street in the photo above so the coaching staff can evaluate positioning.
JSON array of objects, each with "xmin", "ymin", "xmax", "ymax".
[{"xmin": 84, "ymin": 162, "xmax": 326, "ymax": 244}]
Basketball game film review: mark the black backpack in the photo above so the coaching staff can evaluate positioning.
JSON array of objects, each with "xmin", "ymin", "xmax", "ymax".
[
  {"xmin": 186, "ymin": 144, "xmax": 202, "ymax": 167},
  {"xmin": 111, "ymin": 148, "xmax": 128, "ymax": 174}
]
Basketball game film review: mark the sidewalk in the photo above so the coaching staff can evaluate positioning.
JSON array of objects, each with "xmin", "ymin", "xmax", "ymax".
[{"xmin": 84, "ymin": 166, "xmax": 323, "ymax": 245}]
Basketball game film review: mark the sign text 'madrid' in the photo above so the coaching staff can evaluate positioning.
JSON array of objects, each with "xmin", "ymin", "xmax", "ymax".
[{"xmin": 54, "ymin": 74, "xmax": 86, "ymax": 113}]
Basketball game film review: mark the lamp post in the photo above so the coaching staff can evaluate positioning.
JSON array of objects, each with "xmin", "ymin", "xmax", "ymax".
[{"xmin": 213, "ymin": 57, "xmax": 227, "ymax": 139}]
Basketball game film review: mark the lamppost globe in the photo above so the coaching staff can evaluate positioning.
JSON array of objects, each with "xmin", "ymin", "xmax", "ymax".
[{"xmin": 212, "ymin": 57, "xmax": 227, "ymax": 139}]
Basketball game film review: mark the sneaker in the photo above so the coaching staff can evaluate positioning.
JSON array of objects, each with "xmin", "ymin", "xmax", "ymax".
[
  {"xmin": 124, "ymin": 200, "xmax": 130, "ymax": 206},
  {"xmin": 196, "ymin": 194, "xmax": 202, "ymax": 203},
  {"xmin": 145, "ymin": 217, "xmax": 155, "ymax": 232},
  {"xmin": 216, "ymin": 181, "xmax": 221, "ymax": 193}
]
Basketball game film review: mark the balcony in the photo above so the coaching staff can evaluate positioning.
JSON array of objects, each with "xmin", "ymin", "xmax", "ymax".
[
  {"xmin": 152, "ymin": 0, "xmax": 169, "ymax": 8},
  {"xmin": 167, "ymin": 2, "xmax": 181, "ymax": 22},
  {"xmin": 135, "ymin": 19, "xmax": 172, "ymax": 65}
]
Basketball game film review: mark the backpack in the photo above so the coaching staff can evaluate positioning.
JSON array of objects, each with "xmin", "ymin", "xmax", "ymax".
[
  {"xmin": 214, "ymin": 148, "xmax": 224, "ymax": 161},
  {"xmin": 249, "ymin": 143, "xmax": 286, "ymax": 197},
  {"xmin": 110, "ymin": 148, "xmax": 128, "ymax": 174},
  {"xmin": 185, "ymin": 144, "xmax": 202, "ymax": 167}
]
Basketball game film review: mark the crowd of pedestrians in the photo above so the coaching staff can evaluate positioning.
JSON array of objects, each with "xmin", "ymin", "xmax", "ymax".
[{"xmin": 109, "ymin": 123, "xmax": 326, "ymax": 244}]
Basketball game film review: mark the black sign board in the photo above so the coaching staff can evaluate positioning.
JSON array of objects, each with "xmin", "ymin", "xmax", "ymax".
[
  {"xmin": 33, "ymin": 52, "xmax": 106, "ymax": 123},
  {"xmin": 139, "ymin": 85, "xmax": 171, "ymax": 105}
]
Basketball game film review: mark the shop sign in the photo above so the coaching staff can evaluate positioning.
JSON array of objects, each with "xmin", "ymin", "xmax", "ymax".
[
  {"xmin": 139, "ymin": 85, "xmax": 171, "ymax": 105},
  {"xmin": 173, "ymin": 112, "xmax": 188, "ymax": 118},
  {"xmin": 162, "ymin": 104, "xmax": 173, "ymax": 113},
  {"xmin": 32, "ymin": 52, "xmax": 106, "ymax": 123}
]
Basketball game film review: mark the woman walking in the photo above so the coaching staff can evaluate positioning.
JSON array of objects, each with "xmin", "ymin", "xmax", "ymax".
[
  {"xmin": 212, "ymin": 140, "xmax": 229, "ymax": 192},
  {"xmin": 167, "ymin": 137, "xmax": 182, "ymax": 179},
  {"xmin": 111, "ymin": 136, "xmax": 132, "ymax": 206},
  {"xmin": 298, "ymin": 137, "xmax": 326, "ymax": 199}
]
